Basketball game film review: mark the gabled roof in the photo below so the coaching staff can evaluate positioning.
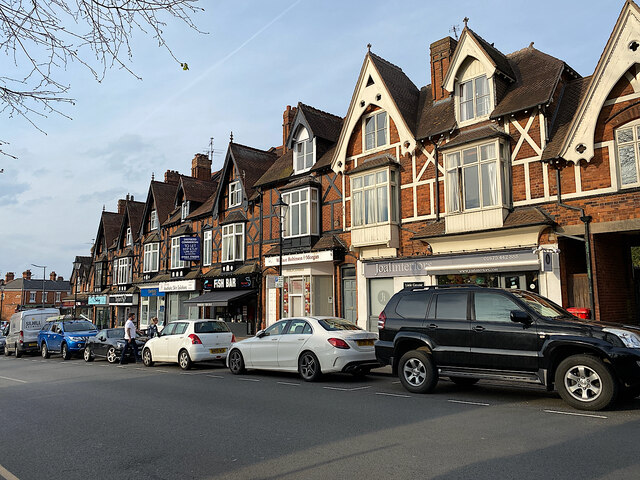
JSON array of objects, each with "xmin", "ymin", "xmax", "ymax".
[
  {"xmin": 291, "ymin": 103, "xmax": 343, "ymax": 144},
  {"xmin": 147, "ymin": 181, "xmax": 180, "ymax": 226},
  {"xmin": 3, "ymin": 278, "xmax": 71, "ymax": 291},
  {"xmin": 465, "ymin": 28, "xmax": 515, "ymax": 81},
  {"xmin": 179, "ymin": 175, "xmax": 216, "ymax": 204},
  {"xmin": 95, "ymin": 211, "xmax": 123, "ymax": 256}
]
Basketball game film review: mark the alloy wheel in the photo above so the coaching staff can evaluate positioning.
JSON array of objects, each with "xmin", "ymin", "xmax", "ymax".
[
  {"xmin": 564, "ymin": 364, "xmax": 603, "ymax": 402},
  {"xmin": 403, "ymin": 357, "xmax": 427, "ymax": 387}
]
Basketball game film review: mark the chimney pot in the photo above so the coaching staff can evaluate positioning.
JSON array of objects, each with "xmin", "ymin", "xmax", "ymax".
[
  {"xmin": 164, "ymin": 169, "xmax": 180, "ymax": 185},
  {"xmin": 50, "ymin": 272, "xmax": 57, "ymax": 281},
  {"xmin": 191, "ymin": 153, "xmax": 212, "ymax": 181},
  {"xmin": 5, "ymin": 272, "xmax": 14, "ymax": 282},
  {"xmin": 22, "ymin": 270, "xmax": 32, "ymax": 280}
]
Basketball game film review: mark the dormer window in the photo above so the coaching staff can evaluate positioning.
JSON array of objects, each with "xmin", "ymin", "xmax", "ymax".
[
  {"xmin": 126, "ymin": 227, "xmax": 132, "ymax": 246},
  {"xmin": 150, "ymin": 209, "xmax": 159, "ymax": 230},
  {"xmin": 181, "ymin": 200, "xmax": 190, "ymax": 221},
  {"xmin": 364, "ymin": 111, "xmax": 387, "ymax": 151},
  {"xmin": 459, "ymin": 75, "xmax": 490, "ymax": 122},
  {"xmin": 229, "ymin": 181, "xmax": 242, "ymax": 207},
  {"xmin": 294, "ymin": 127, "xmax": 314, "ymax": 173}
]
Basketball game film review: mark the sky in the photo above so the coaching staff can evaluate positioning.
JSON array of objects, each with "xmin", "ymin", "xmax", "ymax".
[{"xmin": 0, "ymin": 0, "xmax": 621, "ymax": 281}]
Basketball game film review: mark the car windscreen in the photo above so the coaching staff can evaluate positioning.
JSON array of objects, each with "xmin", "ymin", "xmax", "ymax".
[
  {"xmin": 195, "ymin": 321, "xmax": 230, "ymax": 334},
  {"xmin": 317, "ymin": 318, "xmax": 362, "ymax": 331},
  {"xmin": 63, "ymin": 321, "xmax": 97, "ymax": 332},
  {"xmin": 107, "ymin": 329, "xmax": 125, "ymax": 338},
  {"xmin": 511, "ymin": 291, "xmax": 568, "ymax": 318}
]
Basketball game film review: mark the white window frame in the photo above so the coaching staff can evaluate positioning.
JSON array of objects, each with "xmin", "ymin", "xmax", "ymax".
[
  {"xmin": 445, "ymin": 140, "xmax": 505, "ymax": 213},
  {"xmin": 615, "ymin": 121, "xmax": 640, "ymax": 188},
  {"xmin": 203, "ymin": 230, "xmax": 212, "ymax": 266},
  {"xmin": 221, "ymin": 223, "xmax": 244, "ymax": 263},
  {"xmin": 282, "ymin": 187, "xmax": 319, "ymax": 238},
  {"xmin": 229, "ymin": 181, "xmax": 242, "ymax": 208},
  {"xmin": 55, "ymin": 292, "xmax": 61, "ymax": 303},
  {"xmin": 143, "ymin": 243, "xmax": 159, "ymax": 273},
  {"xmin": 293, "ymin": 127, "xmax": 315, "ymax": 174},
  {"xmin": 458, "ymin": 74, "xmax": 492, "ymax": 125},
  {"xmin": 171, "ymin": 237, "xmax": 187, "ymax": 269},
  {"xmin": 363, "ymin": 111, "xmax": 388, "ymax": 151},
  {"xmin": 150, "ymin": 210, "xmax": 159, "ymax": 230},
  {"xmin": 115, "ymin": 257, "xmax": 132, "ymax": 285},
  {"xmin": 181, "ymin": 201, "xmax": 190, "ymax": 221},
  {"xmin": 42, "ymin": 291, "xmax": 47, "ymax": 302},
  {"xmin": 30, "ymin": 291, "xmax": 36, "ymax": 303},
  {"xmin": 350, "ymin": 168, "xmax": 398, "ymax": 227},
  {"xmin": 126, "ymin": 227, "xmax": 132, "ymax": 246}
]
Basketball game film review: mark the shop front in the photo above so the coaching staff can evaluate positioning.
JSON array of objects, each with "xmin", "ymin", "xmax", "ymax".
[
  {"xmin": 358, "ymin": 248, "xmax": 556, "ymax": 331},
  {"xmin": 108, "ymin": 292, "xmax": 139, "ymax": 327},
  {"xmin": 89, "ymin": 294, "xmax": 110, "ymax": 329},
  {"xmin": 159, "ymin": 279, "xmax": 199, "ymax": 323},
  {"xmin": 264, "ymin": 250, "xmax": 335, "ymax": 325},
  {"xmin": 139, "ymin": 287, "xmax": 166, "ymax": 329}
]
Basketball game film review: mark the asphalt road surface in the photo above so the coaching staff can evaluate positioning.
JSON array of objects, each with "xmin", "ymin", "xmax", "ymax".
[{"xmin": 1, "ymin": 353, "xmax": 640, "ymax": 480}]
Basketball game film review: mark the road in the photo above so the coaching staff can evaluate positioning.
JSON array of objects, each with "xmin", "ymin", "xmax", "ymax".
[{"xmin": 1, "ymin": 354, "xmax": 640, "ymax": 480}]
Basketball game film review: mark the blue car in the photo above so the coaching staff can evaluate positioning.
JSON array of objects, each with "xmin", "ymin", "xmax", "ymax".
[{"xmin": 38, "ymin": 319, "xmax": 99, "ymax": 360}]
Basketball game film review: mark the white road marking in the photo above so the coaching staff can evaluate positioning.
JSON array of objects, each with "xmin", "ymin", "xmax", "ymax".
[
  {"xmin": 544, "ymin": 409, "xmax": 608, "ymax": 419},
  {"xmin": 323, "ymin": 386, "xmax": 371, "ymax": 392},
  {"xmin": 180, "ymin": 371, "xmax": 210, "ymax": 375},
  {"xmin": 238, "ymin": 378, "xmax": 260, "ymax": 382},
  {"xmin": 277, "ymin": 381, "xmax": 300, "ymax": 386},
  {"xmin": 375, "ymin": 392, "xmax": 411, "ymax": 398},
  {"xmin": 448, "ymin": 399, "xmax": 490, "ymax": 406},
  {"xmin": 206, "ymin": 375, "xmax": 224, "ymax": 379},
  {"xmin": 392, "ymin": 381, "xmax": 401, "ymax": 384},
  {"xmin": 0, "ymin": 375, "xmax": 27, "ymax": 384},
  {"xmin": 0, "ymin": 462, "xmax": 20, "ymax": 480}
]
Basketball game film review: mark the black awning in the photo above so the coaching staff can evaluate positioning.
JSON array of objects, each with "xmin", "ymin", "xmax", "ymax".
[{"xmin": 184, "ymin": 290, "xmax": 256, "ymax": 307}]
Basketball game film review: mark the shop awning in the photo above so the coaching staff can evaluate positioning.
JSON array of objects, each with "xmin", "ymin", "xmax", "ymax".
[{"xmin": 184, "ymin": 290, "xmax": 257, "ymax": 307}]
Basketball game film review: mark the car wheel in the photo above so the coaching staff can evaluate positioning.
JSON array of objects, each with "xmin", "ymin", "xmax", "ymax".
[
  {"xmin": 398, "ymin": 349, "xmax": 438, "ymax": 394},
  {"xmin": 228, "ymin": 349, "xmax": 245, "ymax": 375},
  {"xmin": 106, "ymin": 347, "xmax": 118, "ymax": 364},
  {"xmin": 449, "ymin": 376, "xmax": 479, "ymax": 387},
  {"xmin": 178, "ymin": 349, "xmax": 192, "ymax": 370},
  {"xmin": 41, "ymin": 342, "xmax": 50, "ymax": 359},
  {"xmin": 298, "ymin": 351, "xmax": 322, "ymax": 382},
  {"xmin": 83, "ymin": 346, "xmax": 94, "ymax": 362},
  {"xmin": 15, "ymin": 343, "xmax": 22, "ymax": 358},
  {"xmin": 4, "ymin": 344, "xmax": 10, "ymax": 356},
  {"xmin": 142, "ymin": 348, "xmax": 154, "ymax": 367},
  {"xmin": 61, "ymin": 343, "xmax": 71, "ymax": 360},
  {"xmin": 555, "ymin": 354, "xmax": 618, "ymax": 411}
]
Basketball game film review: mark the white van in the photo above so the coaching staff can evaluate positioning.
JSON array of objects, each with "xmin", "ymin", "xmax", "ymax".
[{"xmin": 4, "ymin": 308, "xmax": 60, "ymax": 357}]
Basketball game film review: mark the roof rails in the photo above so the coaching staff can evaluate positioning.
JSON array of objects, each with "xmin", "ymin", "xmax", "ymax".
[{"xmin": 405, "ymin": 284, "xmax": 489, "ymax": 291}]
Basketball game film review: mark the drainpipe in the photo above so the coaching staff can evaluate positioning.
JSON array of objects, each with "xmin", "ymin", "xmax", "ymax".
[
  {"xmin": 555, "ymin": 166, "xmax": 596, "ymax": 318},
  {"xmin": 429, "ymin": 136, "xmax": 444, "ymax": 222},
  {"xmin": 257, "ymin": 187, "xmax": 264, "ymax": 333}
]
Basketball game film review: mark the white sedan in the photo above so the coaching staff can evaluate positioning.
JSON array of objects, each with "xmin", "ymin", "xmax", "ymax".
[
  {"xmin": 226, "ymin": 317, "xmax": 379, "ymax": 381},
  {"xmin": 142, "ymin": 319, "xmax": 234, "ymax": 370}
]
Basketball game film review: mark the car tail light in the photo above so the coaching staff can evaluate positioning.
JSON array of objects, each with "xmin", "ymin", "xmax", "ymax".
[
  {"xmin": 378, "ymin": 311, "xmax": 386, "ymax": 330},
  {"xmin": 328, "ymin": 338, "xmax": 350, "ymax": 349},
  {"xmin": 19, "ymin": 330, "xmax": 24, "ymax": 344},
  {"xmin": 188, "ymin": 334, "xmax": 202, "ymax": 345},
  {"xmin": 231, "ymin": 334, "xmax": 236, "ymax": 343}
]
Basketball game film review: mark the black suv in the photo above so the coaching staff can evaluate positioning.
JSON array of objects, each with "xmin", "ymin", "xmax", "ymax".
[{"xmin": 375, "ymin": 285, "xmax": 640, "ymax": 411}]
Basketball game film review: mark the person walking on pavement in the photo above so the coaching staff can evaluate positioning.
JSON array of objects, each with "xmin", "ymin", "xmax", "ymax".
[
  {"xmin": 147, "ymin": 317, "xmax": 159, "ymax": 338},
  {"xmin": 120, "ymin": 312, "xmax": 139, "ymax": 364}
]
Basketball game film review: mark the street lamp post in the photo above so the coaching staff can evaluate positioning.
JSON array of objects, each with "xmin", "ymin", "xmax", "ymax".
[
  {"xmin": 31, "ymin": 264, "xmax": 46, "ymax": 309},
  {"xmin": 73, "ymin": 260, "xmax": 82, "ymax": 317},
  {"xmin": 272, "ymin": 194, "xmax": 289, "ymax": 321}
]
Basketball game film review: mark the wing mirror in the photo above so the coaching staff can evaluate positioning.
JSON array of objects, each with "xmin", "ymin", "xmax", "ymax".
[
  {"xmin": 256, "ymin": 329, "xmax": 267, "ymax": 338},
  {"xmin": 510, "ymin": 310, "xmax": 532, "ymax": 325}
]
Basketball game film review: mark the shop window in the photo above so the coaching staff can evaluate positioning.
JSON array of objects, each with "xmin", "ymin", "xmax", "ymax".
[
  {"xmin": 229, "ymin": 181, "xmax": 242, "ymax": 207},
  {"xmin": 474, "ymin": 292, "xmax": 520, "ymax": 323},
  {"xmin": 364, "ymin": 111, "xmax": 387, "ymax": 151},
  {"xmin": 615, "ymin": 123, "xmax": 640, "ymax": 187},
  {"xmin": 293, "ymin": 127, "xmax": 314, "ymax": 173},
  {"xmin": 171, "ymin": 237, "xmax": 187, "ymax": 269},
  {"xmin": 351, "ymin": 168, "xmax": 398, "ymax": 227},
  {"xmin": 222, "ymin": 223, "xmax": 244, "ymax": 263},
  {"xmin": 282, "ymin": 187, "xmax": 319, "ymax": 238},
  {"xmin": 143, "ymin": 243, "xmax": 159, "ymax": 273},
  {"xmin": 203, "ymin": 230, "xmax": 212, "ymax": 266},
  {"xmin": 445, "ymin": 141, "xmax": 505, "ymax": 212}
]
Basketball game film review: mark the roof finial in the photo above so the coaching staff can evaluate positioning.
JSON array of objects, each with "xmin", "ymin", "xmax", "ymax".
[
  {"xmin": 151, "ymin": 171, "xmax": 155, "ymax": 181},
  {"xmin": 102, "ymin": 204, "xmax": 105, "ymax": 212},
  {"xmin": 367, "ymin": 43, "xmax": 371, "ymax": 53},
  {"xmin": 529, "ymin": 41, "xmax": 535, "ymax": 49},
  {"xmin": 463, "ymin": 17, "xmax": 469, "ymax": 29},
  {"xmin": 230, "ymin": 131, "xmax": 233, "ymax": 143}
]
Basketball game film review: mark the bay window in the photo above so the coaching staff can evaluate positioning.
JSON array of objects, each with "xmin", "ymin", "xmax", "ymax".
[
  {"xmin": 446, "ymin": 141, "xmax": 504, "ymax": 213},
  {"xmin": 282, "ymin": 187, "xmax": 319, "ymax": 238},
  {"xmin": 351, "ymin": 169, "xmax": 398, "ymax": 227},
  {"xmin": 460, "ymin": 75, "xmax": 490, "ymax": 122},
  {"xmin": 222, "ymin": 224, "xmax": 244, "ymax": 262},
  {"xmin": 143, "ymin": 243, "xmax": 159, "ymax": 273},
  {"xmin": 294, "ymin": 128, "xmax": 314, "ymax": 173},
  {"xmin": 203, "ymin": 230, "xmax": 212, "ymax": 266},
  {"xmin": 171, "ymin": 237, "xmax": 186, "ymax": 269},
  {"xmin": 615, "ymin": 123, "xmax": 640, "ymax": 186},
  {"xmin": 364, "ymin": 111, "xmax": 388, "ymax": 151},
  {"xmin": 229, "ymin": 181, "xmax": 242, "ymax": 207}
]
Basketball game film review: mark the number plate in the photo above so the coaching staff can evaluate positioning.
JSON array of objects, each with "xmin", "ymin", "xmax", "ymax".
[
  {"xmin": 356, "ymin": 339, "xmax": 374, "ymax": 346},
  {"xmin": 27, "ymin": 342, "xmax": 37, "ymax": 347},
  {"xmin": 210, "ymin": 348, "xmax": 227, "ymax": 354}
]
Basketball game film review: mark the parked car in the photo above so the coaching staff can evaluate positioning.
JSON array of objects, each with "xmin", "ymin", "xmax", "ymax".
[
  {"xmin": 4, "ymin": 308, "xmax": 60, "ymax": 357},
  {"xmin": 38, "ymin": 319, "xmax": 99, "ymax": 360},
  {"xmin": 142, "ymin": 319, "xmax": 234, "ymax": 370},
  {"xmin": 84, "ymin": 328, "xmax": 147, "ymax": 363},
  {"xmin": 227, "ymin": 317, "xmax": 379, "ymax": 381},
  {"xmin": 375, "ymin": 284, "xmax": 640, "ymax": 411}
]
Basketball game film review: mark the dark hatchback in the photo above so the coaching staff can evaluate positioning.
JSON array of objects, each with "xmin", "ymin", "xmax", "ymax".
[
  {"xmin": 375, "ymin": 285, "xmax": 640, "ymax": 411},
  {"xmin": 84, "ymin": 328, "xmax": 147, "ymax": 364}
]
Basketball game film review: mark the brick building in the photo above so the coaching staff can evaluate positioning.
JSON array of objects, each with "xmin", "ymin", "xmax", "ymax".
[{"xmin": 0, "ymin": 270, "xmax": 70, "ymax": 322}]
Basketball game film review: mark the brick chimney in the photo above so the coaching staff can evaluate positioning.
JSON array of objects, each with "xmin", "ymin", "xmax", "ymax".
[
  {"xmin": 50, "ymin": 272, "xmax": 57, "ymax": 281},
  {"xmin": 164, "ymin": 170, "xmax": 180, "ymax": 185},
  {"xmin": 22, "ymin": 270, "xmax": 32, "ymax": 280},
  {"xmin": 191, "ymin": 153, "xmax": 212, "ymax": 181},
  {"xmin": 117, "ymin": 197, "xmax": 127, "ymax": 214},
  {"xmin": 5, "ymin": 272, "xmax": 14, "ymax": 282},
  {"xmin": 430, "ymin": 37, "xmax": 458, "ymax": 102},
  {"xmin": 282, "ymin": 105, "xmax": 297, "ymax": 152}
]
